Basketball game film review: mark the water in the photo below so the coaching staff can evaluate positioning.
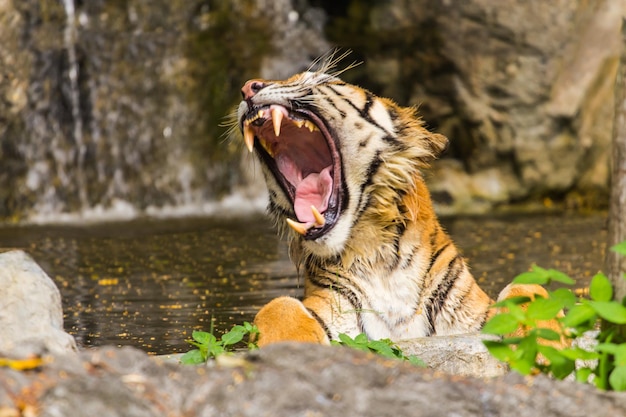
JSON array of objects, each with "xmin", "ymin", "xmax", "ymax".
[{"xmin": 0, "ymin": 211, "xmax": 607, "ymax": 354}]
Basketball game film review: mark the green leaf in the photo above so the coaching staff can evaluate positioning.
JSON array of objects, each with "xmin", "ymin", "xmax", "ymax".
[
  {"xmin": 337, "ymin": 333, "xmax": 369, "ymax": 351},
  {"xmin": 549, "ymin": 288, "xmax": 577, "ymax": 309},
  {"xmin": 596, "ymin": 342, "xmax": 620, "ymax": 355},
  {"xmin": 483, "ymin": 340, "xmax": 517, "ymax": 362},
  {"xmin": 406, "ymin": 355, "xmax": 426, "ymax": 367},
  {"xmin": 337, "ymin": 333, "xmax": 355, "ymax": 346},
  {"xmin": 526, "ymin": 297, "xmax": 564, "ymax": 321},
  {"xmin": 561, "ymin": 303, "xmax": 597, "ymax": 328},
  {"xmin": 513, "ymin": 269, "xmax": 549, "ymax": 285},
  {"xmin": 207, "ymin": 343, "xmax": 225, "ymax": 358},
  {"xmin": 509, "ymin": 357, "xmax": 534, "ymax": 375},
  {"xmin": 512, "ymin": 265, "xmax": 574, "ymax": 285},
  {"xmin": 610, "ymin": 365, "xmax": 626, "ymax": 391},
  {"xmin": 611, "ymin": 241, "xmax": 626, "ymax": 257},
  {"xmin": 221, "ymin": 326, "xmax": 246, "ymax": 346},
  {"xmin": 369, "ymin": 343, "xmax": 396, "ymax": 358},
  {"xmin": 589, "ymin": 273, "xmax": 613, "ymax": 302},
  {"xmin": 481, "ymin": 313, "xmax": 520, "ymax": 335},
  {"xmin": 597, "ymin": 343, "xmax": 626, "ymax": 366},
  {"xmin": 243, "ymin": 322, "xmax": 259, "ymax": 334},
  {"xmin": 576, "ymin": 367, "xmax": 593, "ymax": 383},
  {"xmin": 517, "ymin": 336, "xmax": 538, "ymax": 363},
  {"xmin": 545, "ymin": 269, "xmax": 575, "ymax": 285},
  {"xmin": 491, "ymin": 296, "xmax": 534, "ymax": 308},
  {"xmin": 558, "ymin": 347, "xmax": 600, "ymax": 361},
  {"xmin": 588, "ymin": 301, "xmax": 626, "ymax": 324},
  {"xmin": 192, "ymin": 331, "xmax": 214, "ymax": 345},
  {"xmin": 180, "ymin": 349, "xmax": 205, "ymax": 365},
  {"xmin": 537, "ymin": 345, "xmax": 575, "ymax": 380},
  {"xmin": 533, "ymin": 328, "xmax": 562, "ymax": 341}
]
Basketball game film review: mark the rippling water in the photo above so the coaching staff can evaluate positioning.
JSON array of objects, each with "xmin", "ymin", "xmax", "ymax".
[{"xmin": 0, "ymin": 212, "xmax": 607, "ymax": 354}]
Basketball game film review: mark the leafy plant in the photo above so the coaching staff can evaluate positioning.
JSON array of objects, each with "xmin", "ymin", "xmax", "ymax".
[
  {"xmin": 180, "ymin": 321, "xmax": 259, "ymax": 365},
  {"xmin": 331, "ymin": 333, "xmax": 425, "ymax": 366},
  {"xmin": 482, "ymin": 241, "xmax": 626, "ymax": 390}
]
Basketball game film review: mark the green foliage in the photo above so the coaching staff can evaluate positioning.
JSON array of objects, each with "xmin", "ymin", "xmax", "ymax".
[
  {"xmin": 180, "ymin": 322, "xmax": 259, "ymax": 365},
  {"xmin": 482, "ymin": 241, "xmax": 626, "ymax": 390},
  {"xmin": 331, "ymin": 333, "xmax": 425, "ymax": 367}
]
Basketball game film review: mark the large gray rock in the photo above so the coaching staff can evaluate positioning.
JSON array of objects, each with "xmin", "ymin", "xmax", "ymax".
[
  {"xmin": 1, "ymin": 343, "xmax": 625, "ymax": 417},
  {"xmin": 0, "ymin": 250, "xmax": 77, "ymax": 356}
]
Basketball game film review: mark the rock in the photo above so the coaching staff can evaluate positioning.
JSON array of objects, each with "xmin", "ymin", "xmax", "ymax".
[
  {"xmin": 397, "ymin": 333, "xmax": 508, "ymax": 377},
  {"xmin": 327, "ymin": 0, "xmax": 625, "ymax": 212},
  {"xmin": 1, "ymin": 343, "xmax": 626, "ymax": 417},
  {"xmin": 0, "ymin": 0, "xmax": 329, "ymax": 222},
  {"xmin": 0, "ymin": 250, "xmax": 77, "ymax": 356}
]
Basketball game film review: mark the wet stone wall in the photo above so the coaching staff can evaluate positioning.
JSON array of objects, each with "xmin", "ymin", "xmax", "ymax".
[
  {"xmin": 0, "ymin": 0, "xmax": 623, "ymax": 222},
  {"xmin": 0, "ymin": 0, "xmax": 328, "ymax": 222}
]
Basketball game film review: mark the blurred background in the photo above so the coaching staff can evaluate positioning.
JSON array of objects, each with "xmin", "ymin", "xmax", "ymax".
[
  {"xmin": 2, "ymin": 0, "xmax": 624, "ymax": 221},
  {"xmin": 0, "ymin": 0, "xmax": 623, "ymax": 353}
]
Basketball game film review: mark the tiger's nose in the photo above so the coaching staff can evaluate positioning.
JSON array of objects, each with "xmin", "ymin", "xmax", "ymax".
[{"xmin": 241, "ymin": 79, "xmax": 267, "ymax": 100}]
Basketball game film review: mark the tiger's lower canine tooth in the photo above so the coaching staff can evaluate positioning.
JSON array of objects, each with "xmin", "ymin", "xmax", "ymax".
[
  {"xmin": 286, "ymin": 218, "xmax": 311, "ymax": 235},
  {"xmin": 311, "ymin": 205, "xmax": 325, "ymax": 227},
  {"xmin": 272, "ymin": 108, "xmax": 283, "ymax": 136},
  {"xmin": 243, "ymin": 124, "xmax": 254, "ymax": 152}
]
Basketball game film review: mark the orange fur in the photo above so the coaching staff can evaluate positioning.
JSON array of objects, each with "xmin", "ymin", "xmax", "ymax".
[{"xmin": 254, "ymin": 297, "xmax": 330, "ymax": 347}]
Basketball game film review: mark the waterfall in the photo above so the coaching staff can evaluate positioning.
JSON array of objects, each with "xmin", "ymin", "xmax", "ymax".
[
  {"xmin": 62, "ymin": 0, "xmax": 87, "ymax": 209},
  {"xmin": 0, "ymin": 0, "xmax": 328, "ymax": 224}
]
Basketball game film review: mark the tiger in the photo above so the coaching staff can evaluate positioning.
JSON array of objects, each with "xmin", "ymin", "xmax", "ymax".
[{"xmin": 235, "ymin": 54, "xmax": 555, "ymax": 347}]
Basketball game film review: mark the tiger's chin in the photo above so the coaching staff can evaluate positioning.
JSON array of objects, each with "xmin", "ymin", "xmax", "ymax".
[{"xmin": 239, "ymin": 99, "xmax": 347, "ymax": 249}]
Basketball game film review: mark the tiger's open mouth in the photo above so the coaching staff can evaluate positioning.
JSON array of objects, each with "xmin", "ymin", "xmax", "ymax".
[{"xmin": 240, "ymin": 104, "xmax": 343, "ymax": 240}]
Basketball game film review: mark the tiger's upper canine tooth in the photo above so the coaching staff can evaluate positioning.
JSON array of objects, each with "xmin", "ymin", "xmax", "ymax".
[
  {"xmin": 272, "ymin": 108, "xmax": 283, "ymax": 137},
  {"xmin": 286, "ymin": 218, "xmax": 311, "ymax": 235},
  {"xmin": 243, "ymin": 124, "xmax": 254, "ymax": 153},
  {"xmin": 311, "ymin": 205, "xmax": 325, "ymax": 227}
]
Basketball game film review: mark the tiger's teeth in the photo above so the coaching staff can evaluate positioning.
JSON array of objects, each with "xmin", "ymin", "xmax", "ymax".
[
  {"xmin": 257, "ymin": 109, "xmax": 265, "ymax": 118},
  {"xmin": 294, "ymin": 120, "xmax": 304, "ymax": 128},
  {"xmin": 272, "ymin": 108, "xmax": 283, "ymax": 137},
  {"xmin": 243, "ymin": 124, "xmax": 254, "ymax": 153},
  {"xmin": 304, "ymin": 120, "xmax": 318, "ymax": 132},
  {"xmin": 311, "ymin": 205, "xmax": 325, "ymax": 227},
  {"xmin": 286, "ymin": 218, "xmax": 311, "ymax": 235}
]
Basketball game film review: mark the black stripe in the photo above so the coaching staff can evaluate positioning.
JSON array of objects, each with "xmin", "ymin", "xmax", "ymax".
[
  {"xmin": 267, "ymin": 199, "xmax": 291, "ymax": 219},
  {"xmin": 427, "ymin": 242, "xmax": 450, "ymax": 273},
  {"xmin": 307, "ymin": 270, "xmax": 363, "ymax": 315},
  {"xmin": 307, "ymin": 308, "xmax": 333, "ymax": 341},
  {"xmin": 324, "ymin": 85, "xmax": 391, "ymax": 135},
  {"xmin": 385, "ymin": 221, "xmax": 407, "ymax": 272},
  {"xmin": 321, "ymin": 95, "xmax": 346, "ymax": 117},
  {"xmin": 346, "ymin": 151, "xmax": 383, "ymax": 229},
  {"xmin": 425, "ymin": 255, "xmax": 463, "ymax": 334}
]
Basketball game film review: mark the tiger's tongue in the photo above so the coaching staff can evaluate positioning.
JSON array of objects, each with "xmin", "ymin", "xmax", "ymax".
[{"xmin": 294, "ymin": 166, "xmax": 333, "ymax": 223}]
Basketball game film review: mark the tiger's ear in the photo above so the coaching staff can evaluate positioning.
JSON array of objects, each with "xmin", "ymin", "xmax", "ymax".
[{"xmin": 426, "ymin": 132, "xmax": 449, "ymax": 160}]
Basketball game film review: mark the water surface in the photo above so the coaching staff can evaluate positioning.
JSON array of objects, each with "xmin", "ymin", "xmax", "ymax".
[{"xmin": 0, "ymin": 212, "xmax": 607, "ymax": 354}]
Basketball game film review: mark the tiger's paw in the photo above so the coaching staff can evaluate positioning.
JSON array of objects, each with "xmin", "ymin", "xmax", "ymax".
[
  {"xmin": 253, "ymin": 296, "xmax": 330, "ymax": 347},
  {"xmin": 496, "ymin": 283, "xmax": 569, "ymax": 349}
]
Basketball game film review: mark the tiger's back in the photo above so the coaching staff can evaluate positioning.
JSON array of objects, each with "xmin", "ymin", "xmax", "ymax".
[{"xmin": 236, "ymin": 56, "xmax": 534, "ymax": 346}]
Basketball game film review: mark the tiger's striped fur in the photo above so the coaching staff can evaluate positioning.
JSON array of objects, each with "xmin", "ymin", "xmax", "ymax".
[{"xmin": 237, "ymin": 57, "xmax": 545, "ymax": 346}]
